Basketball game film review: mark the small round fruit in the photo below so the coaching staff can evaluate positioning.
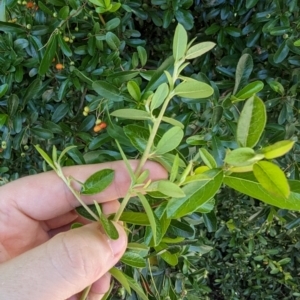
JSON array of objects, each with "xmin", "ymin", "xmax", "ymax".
[
  {"xmin": 63, "ymin": 36, "xmax": 70, "ymax": 42},
  {"xmin": 24, "ymin": 145, "xmax": 29, "ymax": 151},
  {"xmin": 83, "ymin": 111, "xmax": 88, "ymax": 116},
  {"xmin": 95, "ymin": 119, "xmax": 102, "ymax": 125},
  {"xmin": 83, "ymin": 106, "xmax": 90, "ymax": 113},
  {"xmin": 55, "ymin": 63, "xmax": 64, "ymax": 70},
  {"xmin": 26, "ymin": 24, "xmax": 32, "ymax": 29},
  {"xmin": 75, "ymin": 27, "xmax": 79, "ymax": 31},
  {"xmin": 21, "ymin": 152, "xmax": 26, "ymax": 158},
  {"xmin": 26, "ymin": 1, "xmax": 34, "ymax": 8},
  {"xmin": 53, "ymin": 12, "xmax": 58, "ymax": 17}
]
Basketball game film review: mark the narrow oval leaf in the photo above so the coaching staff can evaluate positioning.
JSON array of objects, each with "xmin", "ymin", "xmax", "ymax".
[
  {"xmin": 224, "ymin": 173, "xmax": 300, "ymax": 210},
  {"xmin": 166, "ymin": 169, "xmax": 223, "ymax": 218},
  {"xmin": 156, "ymin": 126, "xmax": 183, "ymax": 155},
  {"xmin": 150, "ymin": 82, "xmax": 169, "ymax": 111},
  {"xmin": 92, "ymin": 81, "xmax": 123, "ymax": 102},
  {"xmin": 0, "ymin": 83, "xmax": 8, "ymax": 98},
  {"xmin": 124, "ymin": 124, "xmax": 150, "ymax": 152},
  {"xmin": 121, "ymin": 251, "xmax": 146, "ymax": 268},
  {"xmin": 234, "ymin": 81, "xmax": 264, "ymax": 100},
  {"xmin": 185, "ymin": 42, "xmax": 216, "ymax": 59},
  {"xmin": 174, "ymin": 80, "xmax": 214, "ymax": 99},
  {"xmin": 237, "ymin": 96, "xmax": 266, "ymax": 148},
  {"xmin": 253, "ymin": 161, "xmax": 290, "ymax": 198},
  {"xmin": 262, "ymin": 140, "xmax": 295, "ymax": 159},
  {"xmin": 119, "ymin": 212, "xmax": 150, "ymax": 225},
  {"xmin": 137, "ymin": 45, "xmax": 147, "ymax": 66},
  {"xmin": 110, "ymin": 268, "xmax": 131, "ymax": 294},
  {"xmin": 38, "ymin": 35, "xmax": 58, "ymax": 76},
  {"xmin": 81, "ymin": 169, "xmax": 114, "ymax": 195},
  {"xmin": 233, "ymin": 53, "xmax": 253, "ymax": 94},
  {"xmin": 137, "ymin": 193, "xmax": 158, "ymax": 246},
  {"xmin": 173, "ymin": 23, "xmax": 187, "ymax": 61},
  {"xmin": 224, "ymin": 148, "xmax": 263, "ymax": 167},
  {"xmin": 147, "ymin": 180, "xmax": 185, "ymax": 198},
  {"xmin": 127, "ymin": 81, "xmax": 141, "ymax": 101},
  {"xmin": 99, "ymin": 213, "xmax": 119, "ymax": 240},
  {"xmin": 110, "ymin": 109, "xmax": 151, "ymax": 120},
  {"xmin": 199, "ymin": 148, "xmax": 217, "ymax": 169}
]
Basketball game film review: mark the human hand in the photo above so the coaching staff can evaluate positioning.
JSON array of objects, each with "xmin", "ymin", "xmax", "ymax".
[{"xmin": 0, "ymin": 160, "xmax": 167, "ymax": 300}]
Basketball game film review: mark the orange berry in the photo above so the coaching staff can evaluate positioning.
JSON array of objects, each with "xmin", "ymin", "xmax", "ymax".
[
  {"xmin": 93, "ymin": 122, "xmax": 107, "ymax": 133},
  {"xmin": 55, "ymin": 63, "xmax": 64, "ymax": 70},
  {"xmin": 26, "ymin": 1, "xmax": 34, "ymax": 8}
]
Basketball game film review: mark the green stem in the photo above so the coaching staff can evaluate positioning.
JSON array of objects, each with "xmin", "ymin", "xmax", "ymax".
[
  {"xmin": 79, "ymin": 285, "xmax": 92, "ymax": 300},
  {"xmin": 57, "ymin": 169, "xmax": 100, "ymax": 221},
  {"xmin": 113, "ymin": 192, "xmax": 131, "ymax": 221}
]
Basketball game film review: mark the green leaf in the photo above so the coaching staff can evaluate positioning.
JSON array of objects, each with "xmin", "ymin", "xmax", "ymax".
[
  {"xmin": 253, "ymin": 161, "xmax": 290, "ymax": 198},
  {"xmin": 174, "ymin": 80, "xmax": 214, "ymax": 99},
  {"xmin": 161, "ymin": 116, "xmax": 184, "ymax": 129},
  {"xmin": 166, "ymin": 169, "xmax": 223, "ymax": 218},
  {"xmin": 105, "ymin": 17, "xmax": 120, "ymax": 31},
  {"xmin": 39, "ymin": 35, "xmax": 58, "ymax": 76},
  {"xmin": 294, "ymin": 39, "xmax": 300, "ymax": 47},
  {"xmin": 58, "ymin": 6, "xmax": 70, "ymax": 19},
  {"xmin": 156, "ymin": 126, "xmax": 183, "ymax": 155},
  {"xmin": 155, "ymin": 244, "xmax": 178, "ymax": 266},
  {"xmin": 51, "ymin": 103, "xmax": 69, "ymax": 123},
  {"xmin": 31, "ymin": 127, "xmax": 54, "ymax": 140},
  {"xmin": 224, "ymin": 173, "xmax": 300, "ymax": 210},
  {"xmin": 234, "ymin": 81, "xmax": 264, "ymax": 101},
  {"xmin": 81, "ymin": 169, "xmax": 114, "ymax": 195},
  {"xmin": 137, "ymin": 193, "xmax": 158, "ymax": 246},
  {"xmin": 119, "ymin": 212, "xmax": 150, "ymax": 225},
  {"xmin": 185, "ymin": 41, "xmax": 215, "ymax": 60},
  {"xmin": 261, "ymin": 140, "xmax": 295, "ymax": 159},
  {"xmin": 110, "ymin": 109, "xmax": 150, "ymax": 120},
  {"xmin": 127, "ymin": 81, "xmax": 141, "ymax": 101},
  {"xmin": 150, "ymin": 82, "xmax": 169, "ymax": 111},
  {"xmin": 110, "ymin": 268, "xmax": 131, "ymax": 294},
  {"xmin": 34, "ymin": 145, "xmax": 57, "ymax": 170},
  {"xmin": 233, "ymin": 53, "xmax": 253, "ymax": 94},
  {"xmin": 237, "ymin": 96, "xmax": 266, "ymax": 148},
  {"xmin": 99, "ymin": 212, "xmax": 119, "ymax": 240},
  {"xmin": 0, "ymin": 83, "xmax": 8, "ymax": 98},
  {"xmin": 22, "ymin": 78, "xmax": 41, "ymax": 108},
  {"xmin": 170, "ymin": 153, "xmax": 179, "ymax": 182},
  {"xmin": 92, "ymin": 81, "xmax": 123, "ymax": 102},
  {"xmin": 121, "ymin": 251, "xmax": 146, "ymax": 268},
  {"xmin": 0, "ymin": 0, "xmax": 6, "ymax": 22},
  {"xmin": 137, "ymin": 46, "xmax": 147, "ymax": 67},
  {"xmin": 76, "ymin": 205, "xmax": 97, "ymax": 221},
  {"xmin": 122, "ymin": 273, "xmax": 148, "ymax": 300},
  {"xmin": 147, "ymin": 180, "xmax": 185, "ymax": 198},
  {"xmin": 173, "ymin": 23, "xmax": 187, "ymax": 61},
  {"xmin": 224, "ymin": 148, "xmax": 264, "ymax": 167},
  {"xmin": 0, "ymin": 21, "xmax": 26, "ymax": 33},
  {"xmin": 58, "ymin": 34, "xmax": 72, "ymax": 57},
  {"xmin": 57, "ymin": 145, "xmax": 77, "ymax": 165},
  {"xmin": 267, "ymin": 79, "xmax": 285, "ymax": 96},
  {"xmin": 274, "ymin": 40, "xmax": 289, "ymax": 64},
  {"xmin": 124, "ymin": 124, "xmax": 150, "ymax": 152},
  {"xmin": 105, "ymin": 32, "xmax": 120, "ymax": 50},
  {"xmin": 0, "ymin": 114, "xmax": 7, "ymax": 129},
  {"xmin": 199, "ymin": 148, "xmax": 217, "ymax": 169}
]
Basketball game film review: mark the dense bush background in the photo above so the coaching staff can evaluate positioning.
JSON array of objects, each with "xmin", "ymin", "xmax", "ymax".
[{"xmin": 1, "ymin": 0, "xmax": 300, "ymax": 299}]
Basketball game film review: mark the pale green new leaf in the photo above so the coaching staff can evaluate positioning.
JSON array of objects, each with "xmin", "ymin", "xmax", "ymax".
[
  {"xmin": 173, "ymin": 23, "xmax": 187, "ymax": 61},
  {"xmin": 161, "ymin": 116, "xmax": 184, "ymax": 129},
  {"xmin": 127, "ymin": 81, "xmax": 141, "ymax": 101},
  {"xmin": 110, "ymin": 268, "xmax": 131, "ymax": 294},
  {"xmin": 150, "ymin": 82, "xmax": 169, "ymax": 111},
  {"xmin": 110, "ymin": 109, "xmax": 151, "ymax": 120},
  {"xmin": 167, "ymin": 169, "xmax": 223, "ymax": 218},
  {"xmin": 156, "ymin": 126, "xmax": 183, "ymax": 154},
  {"xmin": 237, "ymin": 96, "xmax": 266, "ymax": 148},
  {"xmin": 185, "ymin": 42, "xmax": 216, "ymax": 59},
  {"xmin": 224, "ymin": 148, "xmax": 264, "ymax": 167},
  {"xmin": 137, "ymin": 193, "xmax": 158, "ymax": 245},
  {"xmin": 233, "ymin": 53, "xmax": 253, "ymax": 94},
  {"xmin": 174, "ymin": 80, "xmax": 214, "ymax": 99},
  {"xmin": 34, "ymin": 145, "xmax": 57, "ymax": 170},
  {"xmin": 170, "ymin": 153, "xmax": 179, "ymax": 182},
  {"xmin": 261, "ymin": 140, "xmax": 295, "ymax": 159},
  {"xmin": 147, "ymin": 180, "xmax": 185, "ymax": 198},
  {"xmin": 199, "ymin": 148, "xmax": 217, "ymax": 169},
  {"xmin": 224, "ymin": 173, "xmax": 300, "ymax": 210},
  {"xmin": 253, "ymin": 161, "xmax": 290, "ymax": 198}
]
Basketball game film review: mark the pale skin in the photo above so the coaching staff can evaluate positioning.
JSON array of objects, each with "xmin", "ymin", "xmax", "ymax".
[{"xmin": 0, "ymin": 160, "xmax": 167, "ymax": 300}]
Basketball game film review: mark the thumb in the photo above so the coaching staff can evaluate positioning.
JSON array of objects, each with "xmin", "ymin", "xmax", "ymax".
[{"xmin": 0, "ymin": 222, "xmax": 127, "ymax": 300}]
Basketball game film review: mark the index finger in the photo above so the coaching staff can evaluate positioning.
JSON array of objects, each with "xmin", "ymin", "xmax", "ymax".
[{"xmin": 0, "ymin": 160, "xmax": 167, "ymax": 221}]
